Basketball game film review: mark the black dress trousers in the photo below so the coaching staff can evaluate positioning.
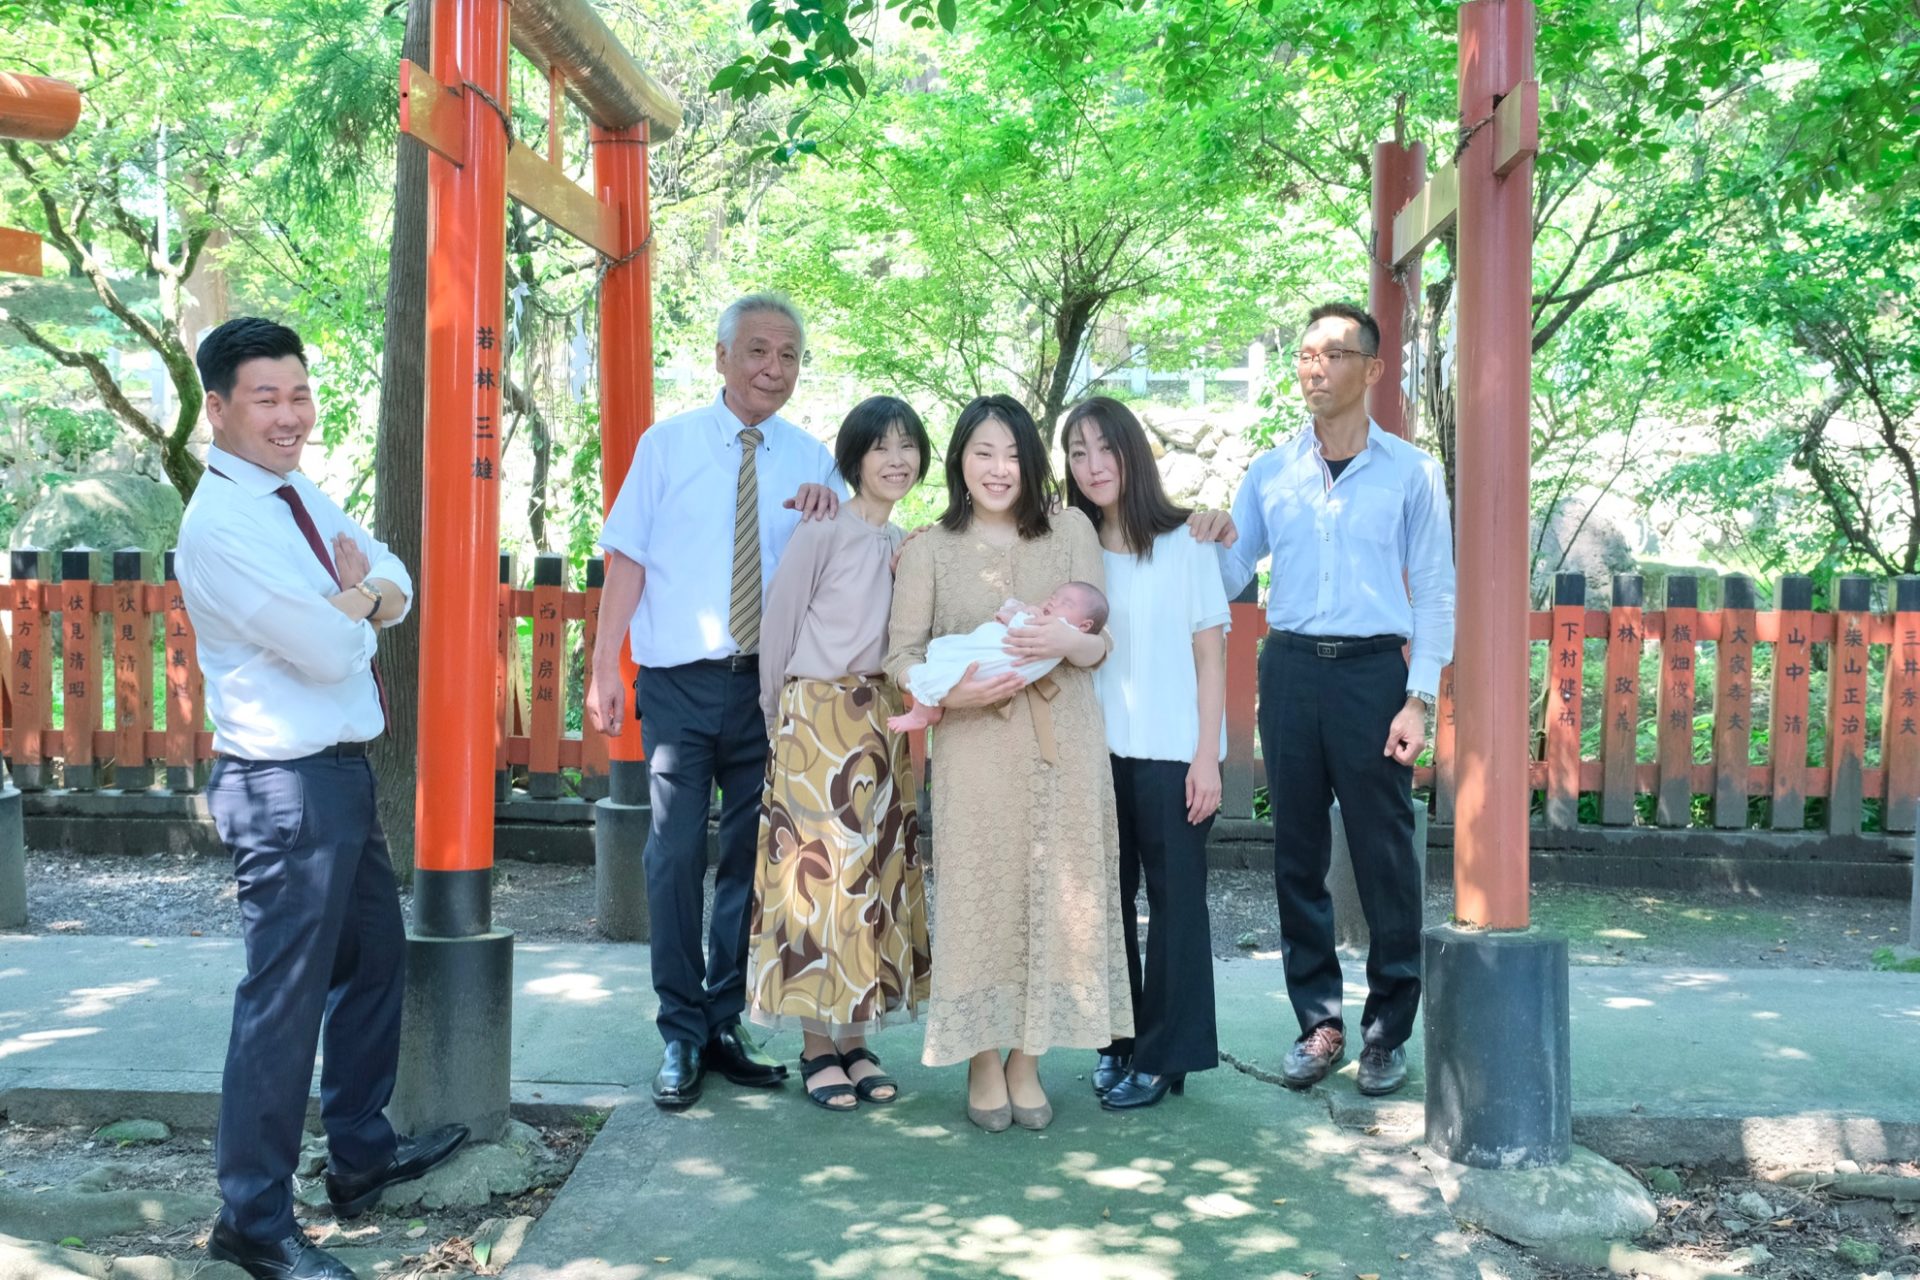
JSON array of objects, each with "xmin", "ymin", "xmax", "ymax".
[
  {"xmin": 1103, "ymin": 755, "xmax": 1220, "ymax": 1076},
  {"xmin": 1257, "ymin": 637, "xmax": 1422, "ymax": 1051},
  {"xmin": 635, "ymin": 661, "xmax": 769, "ymax": 1046},
  {"xmin": 208, "ymin": 753, "xmax": 403, "ymax": 1244}
]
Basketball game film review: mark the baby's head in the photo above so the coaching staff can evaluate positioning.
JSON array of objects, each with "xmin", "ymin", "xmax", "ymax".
[{"xmin": 1037, "ymin": 581, "xmax": 1109, "ymax": 634}]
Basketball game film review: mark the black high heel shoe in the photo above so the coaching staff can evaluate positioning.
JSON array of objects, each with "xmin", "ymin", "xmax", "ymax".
[
  {"xmin": 1100, "ymin": 1070, "xmax": 1186, "ymax": 1110},
  {"xmin": 1092, "ymin": 1052, "xmax": 1131, "ymax": 1097}
]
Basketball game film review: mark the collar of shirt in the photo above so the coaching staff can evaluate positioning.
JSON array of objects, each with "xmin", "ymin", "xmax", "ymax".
[
  {"xmin": 205, "ymin": 443, "xmax": 297, "ymax": 498},
  {"xmin": 712, "ymin": 391, "xmax": 791, "ymax": 448},
  {"xmin": 1294, "ymin": 418, "xmax": 1392, "ymax": 488}
]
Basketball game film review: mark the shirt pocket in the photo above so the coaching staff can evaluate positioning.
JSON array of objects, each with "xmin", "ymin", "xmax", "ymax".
[{"xmin": 1340, "ymin": 482, "xmax": 1404, "ymax": 549}]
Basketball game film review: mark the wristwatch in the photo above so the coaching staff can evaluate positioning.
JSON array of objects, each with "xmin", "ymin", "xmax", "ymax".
[
  {"xmin": 352, "ymin": 581, "xmax": 383, "ymax": 619},
  {"xmin": 1407, "ymin": 689, "xmax": 1436, "ymax": 712}
]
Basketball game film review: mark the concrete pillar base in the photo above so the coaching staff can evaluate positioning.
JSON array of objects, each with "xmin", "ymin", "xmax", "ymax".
[
  {"xmin": 390, "ymin": 929, "xmax": 514, "ymax": 1145},
  {"xmin": 1423, "ymin": 923, "xmax": 1570, "ymax": 1169},
  {"xmin": 1328, "ymin": 801, "xmax": 1429, "ymax": 950},
  {"xmin": 0, "ymin": 785, "xmax": 24, "ymax": 929},
  {"xmin": 594, "ymin": 797, "xmax": 650, "ymax": 942}
]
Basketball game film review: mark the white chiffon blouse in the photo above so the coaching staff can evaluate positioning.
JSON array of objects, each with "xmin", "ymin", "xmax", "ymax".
[{"xmin": 1094, "ymin": 525, "xmax": 1231, "ymax": 763}]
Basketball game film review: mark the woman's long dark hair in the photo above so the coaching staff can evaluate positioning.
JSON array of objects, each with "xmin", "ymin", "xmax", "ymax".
[
  {"xmin": 939, "ymin": 394, "xmax": 1055, "ymax": 539},
  {"xmin": 1059, "ymin": 396, "xmax": 1190, "ymax": 559}
]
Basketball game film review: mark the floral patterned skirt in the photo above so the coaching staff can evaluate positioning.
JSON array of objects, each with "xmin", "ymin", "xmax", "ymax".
[{"xmin": 747, "ymin": 675, "xmax": 931, "ymax": 1037}]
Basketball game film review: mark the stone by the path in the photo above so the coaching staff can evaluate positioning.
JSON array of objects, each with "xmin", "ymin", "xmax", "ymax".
[
  {"xmin": 1836, "ymin": 1237, "xmax": 1882, "ymax": 1267},
  {"xmin": 0, "ymin": 1185, "xmax": 218, "ymax": 1246},
  {"xmin": 107, "ymin": 1258, "xmax": 247, "ymax": 1280},
  {"xmin": 1646, "ymin": 1166, "xmax": 1685, "ymax": 1194},
  {"xmin": 94, "ymin": 1121, "xmax": 170, "ymax": 1146},
  {"xmin": 0, "ymin": 1233, "xmax": 107, "ymax": 1280},
  {"xmin": 1731, "ymin": 1190, "xmax": 1773, "ymax": 1220},
  {"xmin": 1423, "ymin": 1144, "xmax": 1659, "ymax": 1247},
  {"xmin": 471, "ymin": 1216, "xmax": 535, "ymax": 1271},
  {"xmin": 300, "ymin": 1121, "xmax": 559, "ymax": 1213}
]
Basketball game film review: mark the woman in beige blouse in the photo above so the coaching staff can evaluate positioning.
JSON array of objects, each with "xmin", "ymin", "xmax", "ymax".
[
  {"xmin": 885, "ymin": 394, "xmax": 1132, "ymax": 1132},
  {"xmin": 748, "ymin": 397, "xmax": 934, "ymax": 1112}
]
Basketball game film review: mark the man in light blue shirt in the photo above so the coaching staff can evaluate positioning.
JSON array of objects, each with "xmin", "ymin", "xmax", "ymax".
[
  {"xmin": 1221, "ymin": 301, "xmax": 1456, "ymax": 1098},
  {"xmin": 587, "ymin": 294, "xmax": 843, "ymax": 1109}
]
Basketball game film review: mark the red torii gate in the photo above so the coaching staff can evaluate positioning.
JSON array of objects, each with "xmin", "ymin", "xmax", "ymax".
[
  {"xmin": 1367, "ymin": 0, "xmax": 1568, "ymax": 1171},
  {"xmin": 393, "ymin": 0, "xmax": 679, "ymax": 1140},
  {"xmin": 0, "ymin": 73, "xmax": 82, "ymax": 274}
]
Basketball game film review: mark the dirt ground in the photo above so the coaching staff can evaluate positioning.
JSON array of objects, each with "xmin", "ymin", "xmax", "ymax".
[
  {"xmin": 21, "ymin": 850, "xmax": 1912, "ymax": 972},
  {"xmin": 0, "ymin": 1119, "xmax": 592, "ymax": 1277}
]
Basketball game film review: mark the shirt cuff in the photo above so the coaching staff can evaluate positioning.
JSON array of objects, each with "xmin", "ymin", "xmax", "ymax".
[{"xmin": 1407, "ymin": 656, "xmax": 1444, "ymax": 699}]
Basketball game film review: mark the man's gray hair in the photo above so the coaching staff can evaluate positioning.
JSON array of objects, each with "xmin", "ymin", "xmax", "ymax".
[{"xmin": 717, "ymin": 293, "xmax": 807, "ymax": 356}]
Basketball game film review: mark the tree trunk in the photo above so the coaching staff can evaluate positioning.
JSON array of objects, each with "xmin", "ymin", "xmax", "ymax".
[{"xmin": 369, "ymin": 0, "xmax": 431, "ymax": 880}]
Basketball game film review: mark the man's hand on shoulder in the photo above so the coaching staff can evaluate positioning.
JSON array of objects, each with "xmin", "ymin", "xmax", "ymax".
[
  {"xmin": 1186, "ymin": 510, "xmax": 1238, "ymax": 548},
  {"xmin": 783, "ymin": 484, "xmax": 839, "ymax": 521}
]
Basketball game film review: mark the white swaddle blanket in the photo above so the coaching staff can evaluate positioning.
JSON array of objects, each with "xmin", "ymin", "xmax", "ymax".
[{"xmin": 902, "ymin": 610, "xmax": 1071, "ymax": 707}]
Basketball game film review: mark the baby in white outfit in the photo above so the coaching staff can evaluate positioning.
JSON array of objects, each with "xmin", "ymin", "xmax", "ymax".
[{"xmin": 886, "ymin": 581, "xmax": 1109, "ymax": 732}]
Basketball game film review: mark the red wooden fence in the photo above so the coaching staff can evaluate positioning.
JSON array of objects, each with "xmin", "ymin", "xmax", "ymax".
[{"xmin": 3, "ymin": 550, "xmax": 1915, "ymax": 838}]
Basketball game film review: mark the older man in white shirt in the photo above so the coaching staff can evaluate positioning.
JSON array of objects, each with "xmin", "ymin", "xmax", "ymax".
[
  {"xmin": 1221, "ymin": 301, "xmax": 1456, "ymax": 1100},
  {"xmin": 587, "ymin": 293, "xmax": 842, "ymax": 1109},
  {"xmin": 178, "ymin": 318, "xmax": 465, "ymax": 1280}
]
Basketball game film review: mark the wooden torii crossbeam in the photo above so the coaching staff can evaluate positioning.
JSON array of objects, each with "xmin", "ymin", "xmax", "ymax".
[{"xmin": 0, "ymin": 72, "xmax": 82, "ymax": 276}]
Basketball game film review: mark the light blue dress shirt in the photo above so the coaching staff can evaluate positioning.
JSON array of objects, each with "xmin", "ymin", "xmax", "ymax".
[
  {"xmin": 599, "ymin": 392, "xmax": 843, "ymax": 668},
  {"xmin": 1219, "ymin": 420, "xmax": 1457, "ymax": 697}
]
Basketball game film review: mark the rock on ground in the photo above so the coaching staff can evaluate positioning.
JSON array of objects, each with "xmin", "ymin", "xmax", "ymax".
[
  {"xmin": 93, "ymin": 1121, "xmax": 170, "ymax": 1146},
  {"xmin": 296, "ymin": 1121, "xmax": 561, "ymax": 1214},
  {"xmin": 1422, "ymin": 1143, "xmax": 1659, "ymax": 1247},
  {"xmin": 0, "ymin": 1185, "xmax": 219, "ymax": 1245}
]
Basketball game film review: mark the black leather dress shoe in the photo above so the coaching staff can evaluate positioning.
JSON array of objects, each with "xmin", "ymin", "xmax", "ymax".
[
  {"xmin": 1092, "ymin": 1052, "xmax": 1131, "ymax": 1097},
  {"xmin": 653, "ymin": 1040, "xmax": 705, "ymax": 1108},
  {"xmin": 1101, "ymin": 1070, "xmax": 1185, "ymax": 1110},
  {"xmin": 705, "ymin": 1022, "xmax": 788, "ymax": 1087},
  {"xmin": 208, "ymin": 1221, "xmax": 355, "ymax": 1280},
  {"xmin": 1356, "ymin": 1045, "xmax": 1409, "ymax": 1096},
  {"xmin": 1281, "ymin": 1022, "xmax": 1346, "ymax": 1090},
  {"xmin": 326, "ymin": 1124, "xmax": 469, "ymax": 1218}
]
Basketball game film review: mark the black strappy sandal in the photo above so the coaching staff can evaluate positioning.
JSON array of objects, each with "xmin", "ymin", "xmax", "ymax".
[
  {"xmin": 800, "ymin": 1053, "xmax": 858, "ymax": 1112},
  {"xmin": 840, "ymin": 1047, "xmax": 899, "ymax": 1105}
]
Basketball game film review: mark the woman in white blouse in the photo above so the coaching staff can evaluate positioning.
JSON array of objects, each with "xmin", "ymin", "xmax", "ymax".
[{"xmin": 1060, "ymin": 396, "xmax": 1231, "ymax": 1110}]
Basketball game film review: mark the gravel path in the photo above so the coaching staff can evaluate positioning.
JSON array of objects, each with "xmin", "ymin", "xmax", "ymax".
[{"xmin": 17, "ymin": 850, "xmax": 1909, "ymax": 970}]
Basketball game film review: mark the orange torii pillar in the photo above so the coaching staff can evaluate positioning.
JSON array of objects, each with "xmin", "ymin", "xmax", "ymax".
[
  {"xmin": 0, "ymin": 70, "xmax": 82, "ymax": 929},
  {"xmin": 391, "ymin": 0, "xmax": 678, "ymax": 1141},
  {"xmin": 1379, "ymin": 0, "xmax": 1568, "ymax": 1169}
]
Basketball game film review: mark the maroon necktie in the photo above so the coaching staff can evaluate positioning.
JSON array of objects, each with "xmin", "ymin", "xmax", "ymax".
[{"xmin": 274, "ymin": 484, "xmax": 342, "ymax": 588}]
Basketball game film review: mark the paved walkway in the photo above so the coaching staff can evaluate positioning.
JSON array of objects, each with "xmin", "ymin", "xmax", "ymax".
[{"xmin": 1, "ymin": 935, "xmax": 1916, "ymax": 1277}]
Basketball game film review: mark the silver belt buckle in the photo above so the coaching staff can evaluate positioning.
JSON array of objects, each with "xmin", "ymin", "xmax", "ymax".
[{"xmin": 1315, "ymin": 641, "xmax": 1339, "ymax": 659}]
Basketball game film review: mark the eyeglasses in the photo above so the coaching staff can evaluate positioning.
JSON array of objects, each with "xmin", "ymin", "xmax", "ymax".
[{"xmin": 1295, "ymin": 348, "xmax": 1374, "ymax": 368}]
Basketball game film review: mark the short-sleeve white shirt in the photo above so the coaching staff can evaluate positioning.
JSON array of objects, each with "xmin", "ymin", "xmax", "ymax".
[
  {"xmin": 1095, "ymin": 525, "xmax": 1232, "ymax": 762},
  {"xmin": 597, "ymin": 391, "xmax": 842, "ymax": 668}
]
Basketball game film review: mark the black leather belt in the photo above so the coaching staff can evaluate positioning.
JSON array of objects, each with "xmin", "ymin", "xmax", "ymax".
[
  {"xmin": 1268, "ymin": 630, "xmax": 1406, "ymax": 659},
  {"xmin": 688, "ymin": 654, "xmax": 758, "ymax": 673},
  {"xmin": 218, "ymin": 741, "xmax": 369, "ymax": 763}
]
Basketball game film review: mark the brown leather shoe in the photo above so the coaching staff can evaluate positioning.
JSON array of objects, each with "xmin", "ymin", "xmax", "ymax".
[{"xmin": 1282, "ymin": 1022, "xmax": 1346, "ymax": 1090}]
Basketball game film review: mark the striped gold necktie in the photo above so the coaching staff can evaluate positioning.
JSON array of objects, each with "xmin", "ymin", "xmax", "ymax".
[{"xmin": 729, "ymin": 426, "xmax": 764, "ymax": 652}]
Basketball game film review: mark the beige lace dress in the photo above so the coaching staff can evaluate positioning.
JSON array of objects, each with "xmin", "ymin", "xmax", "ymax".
[{"xmin": 885, "ymin": 505, "xmax": 1134, "ymax": 1066}]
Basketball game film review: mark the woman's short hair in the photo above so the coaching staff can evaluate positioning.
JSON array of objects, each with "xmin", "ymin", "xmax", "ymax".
[
  {"xmin": 834, "ymin": 396, "xmax": 931, "ymax": 491},
  {"xmin": 1059, "ymin": 396, "xmax": 1189, "ymax": 558},
  {"xmin": 939, "ymin": 394, "xmax": 1055, "ymax": 539}
]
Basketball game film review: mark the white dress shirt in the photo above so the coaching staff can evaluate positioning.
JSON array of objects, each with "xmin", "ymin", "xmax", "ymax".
[
  {"xmin": 1097, "ymin": 526, "xmax": 1232, "ymax": 762},
  {"xmin": 1220, "ymin": 420, "xmax": 1456, "ymax": 697},
  {"xmin": 598, "ymin": 391, "xmax": 842, "ymax": 668},
  {"xmin": 176, "ymin": 444, "xmax": 413, "ymax": 761}
]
